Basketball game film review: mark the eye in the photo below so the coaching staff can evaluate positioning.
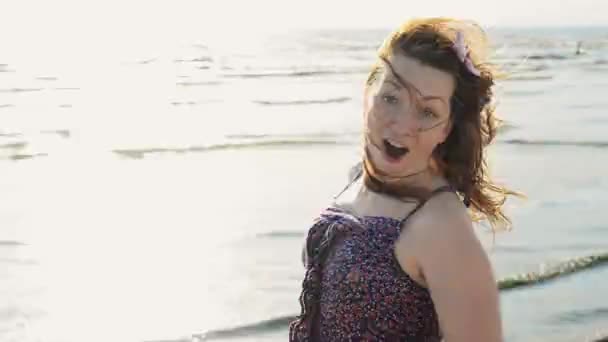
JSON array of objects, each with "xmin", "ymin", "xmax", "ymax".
[
  {"xmin": 382, "ymin": 94, "xmax": 398, "ymax": 104},
  {"xmin": 422, "ymin": 108, "xmax": 437, "ymax": 118}
]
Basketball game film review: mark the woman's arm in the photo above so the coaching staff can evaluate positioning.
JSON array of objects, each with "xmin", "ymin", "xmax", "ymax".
[{"xmin": 415, "ymin": 199, "xmax": 502, "ymax": 342}]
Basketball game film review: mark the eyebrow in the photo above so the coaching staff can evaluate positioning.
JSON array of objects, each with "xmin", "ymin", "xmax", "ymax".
[{"xmin": 380, "ymin": 57, "xmax": 448, "ymax": 104}]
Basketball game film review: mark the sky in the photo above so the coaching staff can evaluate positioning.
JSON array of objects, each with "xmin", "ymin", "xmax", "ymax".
[
  {"xmin": 2, "ymin": 0, "xmax": 606, "ymax": 34},
  {"xmin": 0, "ymin": 0, "xmax": 605, "ymax": 64},
  {"xmin": 194, "ymin": 0, "xmax": 608, "ymax": 29}
]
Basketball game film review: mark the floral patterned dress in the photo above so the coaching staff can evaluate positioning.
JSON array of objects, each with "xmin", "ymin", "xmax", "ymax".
[{"xmin": 289, "ymin": 171, "xmax": 454, "ymax": 341}]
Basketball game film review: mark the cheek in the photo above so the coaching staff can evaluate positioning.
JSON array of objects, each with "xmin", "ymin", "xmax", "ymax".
[
  {"xmin": 415, "ymin": 134, "xmax": 443, "ymax": 155},
  {"xmin": 364, "ymin": 105, "xmax": 382, "ymax": 132},
  {"xmin": 364, "ymin": 98, "xmax": 391, "ymax": 130}
]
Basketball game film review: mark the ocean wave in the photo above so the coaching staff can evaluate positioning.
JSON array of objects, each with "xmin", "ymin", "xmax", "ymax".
[
  {"xmin": 190, "ymin": 316, "xmax": 294, "ymax": 341},
  {"xmin": 52, "ymin": 87, "xmax": 80, "ymax": 91},
  {"xmin": 504, "ymin": 89, "xmax": 546, "ymax": 96},
  {"xmin": 0, "ymin": 131, "xmax": 21, "ymax": 138},
  {"xmin": 527, "ymin": 54, "xmax": 569, "ymax": 60},
  {"xmin": 2, "ymin": 153, "xmax": 48, "ymax": 161},
  {"xmin": 0, "ymin": 64, "xmax": 13, "ymax": 72},
  {"xmin": 40, "ymin": 129, "xmax": 70, "ymax": 138},
  {"xmin": 551, "ymin": 307, "xmax": 608, "ymax": 324},
  {"xmin": 222, "ymin": 68, "xmax": 366, "ymax": 79},
  {"xmin": 253, "ymin": 97, "xmax": 351, "ymax": 106},
  {"xmin": 341, "ymin": 44, "xmax": 376, "ymax": 52},
  {"xmin": 0, "ymin": 142, "xmax": 27, "ymax": 150},
  {"xmin": 224, "ymin": 133, "xmax": 271, "ymax": 139},
  {"xmin": 137, "ymin": 58, "xmax": 157, "ymax": 65},
  {"xmin": 148, "ymin": 252, "xmax": 608, "ymax": 341},
  {"xmin": 501, "ymin": 139, "xmax": 608, "ymax": 148},
  {"xmin": 497, "ymin": 123, "xmax": 519, "ymax": 133},
  {"xmin": 585, "ymin": 65, "xmax": 608, "ymax": 73},
  {"xmin": 0, "ymin": 88, "xmax": 43, "ymax": 93},
  {"xmin": 499, "ymin": 252, "xmax": 608, "ymax": 291},
  {"xmin": 171, "ymin": 101, "xmax": 199, "ymax": 106},
  {"xmin": 171, "ymin": 100, "xmax": 222, "ymax": 106},
  {"xmin": 113, "ymin": 140, "xmax": 352, "ymax": 159},
  {"xmin": 256, "ymin": 231, "xmax": 305, "ymax": 238},
  {"xmin": 225, "ymin": 132, "xmax": 360, "ymax": 140},
  {"xmin": 176, "ymin": 81, "xmax": 221, "ymax": 87},
  {"xmin": 35, "ymin": 76, "xmax": 58, "ymax": 81},
  {"xmin": 503, "ymin": 75, "xmax": 554, "ymax": 81},
  {"xmin": 174, "ymin": 57, "xmax": 213, "ymax": 63},
  {"xmin": 0, "ymin": 240, "xmax": 25, "ymax": 246},
  {"xmin": 500, "ymin": 61, "xmax": 551, "ymax": 72},
  {"xmin": 545, "ymin": 242, "xmax": 608, "ymax": 253},
  {"xmin": 492, "ymin": 245, "xmax": 537, "ymax": 253}
]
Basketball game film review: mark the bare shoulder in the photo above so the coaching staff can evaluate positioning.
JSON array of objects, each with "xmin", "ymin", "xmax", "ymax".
[
  {"xmin": 404, "ymin": 190, "xmax": 475, "ymax": 246},
  {"xmin": 407, "ymin": 190, "xmax": 493, "ymax": 279},
  {"xmin": 403, "ymin": 192, "xmax": 503, "ymax": 341},
  {"xmin": 394, "ymin": 190, "xmax": 479, "ymax": 284}
]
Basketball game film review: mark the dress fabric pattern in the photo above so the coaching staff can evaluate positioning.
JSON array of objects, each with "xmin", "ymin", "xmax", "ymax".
[{"xmin": 289, "ymin": 187, "xmax": 452, "ymax": 342}]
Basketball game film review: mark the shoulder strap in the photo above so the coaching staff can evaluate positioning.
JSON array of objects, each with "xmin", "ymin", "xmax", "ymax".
[
  {"xmin": 333, "ymin": 162, "xmax": 363, "ymax": 200},
  {"xmin": 399, "ymin": 185, "xmax": 454, "ymax": 225}
]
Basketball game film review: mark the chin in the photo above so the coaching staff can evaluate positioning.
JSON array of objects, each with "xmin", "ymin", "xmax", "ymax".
[{"xmin": 369, "ymin": 148, "xmax": 410, "ymax": 177}]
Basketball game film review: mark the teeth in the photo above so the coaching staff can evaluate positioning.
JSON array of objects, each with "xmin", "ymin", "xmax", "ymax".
[
  {"xmin": 386, "ymin": 139, "xmax": 405, "ymax": 148},
  {"xmin": 383, "ymin": 139, "xmax": 409, "ymax": 159}
]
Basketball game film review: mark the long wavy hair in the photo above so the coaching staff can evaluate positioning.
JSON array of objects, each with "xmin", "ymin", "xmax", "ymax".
[{"xmin": 363, "ymin": 18, "xmax": 524, "ymax": 230}]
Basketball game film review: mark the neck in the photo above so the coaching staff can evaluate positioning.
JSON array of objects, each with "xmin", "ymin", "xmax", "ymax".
[{"xmin": 362, "ymin": 157, "xmax": 446, "ymax": 200}]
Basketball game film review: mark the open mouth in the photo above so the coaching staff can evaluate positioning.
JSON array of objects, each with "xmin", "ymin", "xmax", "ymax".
[{"xmin": 383, "ymin": 139, "xmax": 409, "ymax": 160}]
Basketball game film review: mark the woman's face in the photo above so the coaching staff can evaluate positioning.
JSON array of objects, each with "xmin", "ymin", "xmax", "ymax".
[{"xmin": 364, "ymin": 53, "xmax": 456, "ymax": 178}]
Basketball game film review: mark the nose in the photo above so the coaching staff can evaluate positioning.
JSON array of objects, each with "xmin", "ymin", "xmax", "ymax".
[{"xmin": 388, "ymin": 108, "xmax": 419, "ymax": 137}]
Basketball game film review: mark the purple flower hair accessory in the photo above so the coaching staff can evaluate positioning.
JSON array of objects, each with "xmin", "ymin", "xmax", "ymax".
[{"xmin": 452, "ymin": 31, "xmax": 481, "ymax": 77}]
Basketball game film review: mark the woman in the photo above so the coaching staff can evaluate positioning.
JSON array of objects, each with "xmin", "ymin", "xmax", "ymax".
[{"xmin": 289, "ymin": 18, "xmax": 521, "ymax": 341}]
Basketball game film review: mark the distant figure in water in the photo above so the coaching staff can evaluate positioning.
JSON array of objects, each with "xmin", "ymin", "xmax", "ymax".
[
  {"xmin": 289, "ymin": 17, "xmax": 523, "ymax": 342},
  {"xmin": 576, "ymin": 41, "xmax": 586, "ymax": 55}
]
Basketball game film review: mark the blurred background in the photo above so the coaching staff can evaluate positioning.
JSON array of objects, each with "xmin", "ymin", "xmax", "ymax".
[{"xmin": 1, "ymin": 0, "xmax": 607, "ymax": 341}]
